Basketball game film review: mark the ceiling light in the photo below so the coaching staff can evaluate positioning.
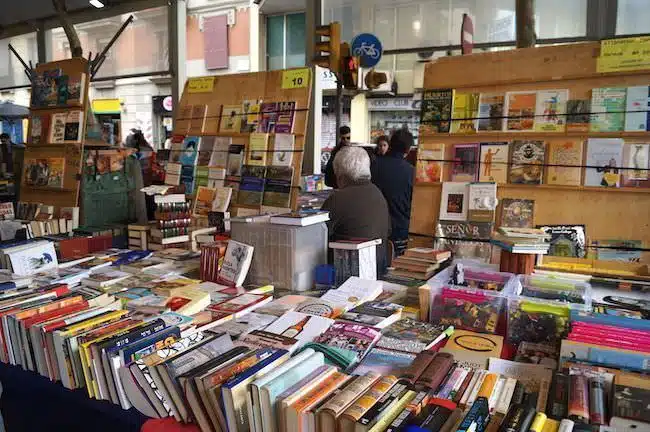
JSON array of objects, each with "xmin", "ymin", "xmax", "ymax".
[
  {"xmin": 413, "ymin": 20, "xmax": 421, "ymax": 32},
  {"xmin": 89, "ymin": 0, "xmax": 105, "ymax": 8}
]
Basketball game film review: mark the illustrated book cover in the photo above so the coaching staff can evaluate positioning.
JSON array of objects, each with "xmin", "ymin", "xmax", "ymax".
[
  {"xmin": 479, "ymin": 142, "xmax": 509, "ymax": 183},
  {"xmin": 509, "ymin": 140, "xmax": 546, "ymax": 184},
  {"xmin": 420, "ymin": 88, "xmax": 453, "ymax": 134},
  {"xmin": 546, "ymin": 140, "xmax": 584, "ymax": 186}
]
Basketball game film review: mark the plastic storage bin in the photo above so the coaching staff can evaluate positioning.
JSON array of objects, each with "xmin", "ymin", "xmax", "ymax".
[
  {"xmin": 517, "ymin": 274, "xmax": 592, "ymax": 307},
  {"xmin": 231, "ymin": 221, "xmax": 328, "ymax": 291}
]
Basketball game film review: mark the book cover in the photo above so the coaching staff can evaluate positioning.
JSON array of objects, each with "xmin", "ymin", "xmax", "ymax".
[
  {"xmin": 451, "ymin": 143, "xmax": 479, "ymax": 182},
  {"xmin": 509, "ymin": 140, "xmax": 546, "ymax": 184},
  {"xmin": 275, "ymin": 101, "xmax": 296, "ymax": 133},
  {"xmin": 208, "ymin": 293, "xmax": 270, "ymax": 315},
  {"xmin": 259, "ymin": 102, "xmax": 278, "ymax": 133},
  {"xmin": 584, "ymin": 138, "xmax": 624, "ymax": 187},
  {"xmin": 479, "ymin": 142, "xmax": 509, "ymax": 183},
  {"xmin": 240, "ymin": 99, "xmax": 261, "ymax": 133},
  {"xmin": 220, "ymin": 105, "xmax": 242, "ymax": 133},
  {"xmin": 31, "ymin": 114, "xmax": 50, "ymax": 145},
  {"xmin": 339, "ymin": 301, "xmax": 403, "ymax": 328},
  {"xmin": 46, "ymin": 158, "xmax": 65, "ymax": 188},
  {"xmin": 534, "ymin": 89, "xmax": 568, "ymax": 132},
  {"xmin": 478, "ymin": 93, "xmax": 505, "ymax": 131},
  {"xmin": 238, "ymin": 165, "xmax": 266, "ymax": 206},
  {"xmin": 546, "ymin": 140, "xmax": 584, "ymax": 186},
  {"xmin": 499, "ymin": 198, "xmax": 534, "ymax": 228},
  {"xmin": 262, "ymin": 166, "xmax": 293, "ymax": 209},
  {"xmin": 67, "ymin": 73, "xmax": 85, "ymax": 105},
  {"xmin": 218, "ymin": 240, "xmax": 254, "ymax": 287},
  {"xmin": 420, "ymin": 89, "xmax": 453, "ymax": 133},
  {"xmin": 7, "ymin": 242, "xmax": 58, "ymax": 276},
  {"xmin": 624, "ymin": 142, "xmax": 650, "ymax": 182},
  {"xmin": 566, "ymin": 99, "xmax": 591, "ymax": 132},
  {"xmin": 468, "ymin": 182, "xmax": 497, "ymax": 223},
  {"xmin": 314, "ymin": 322, "xmax": 381, "ymax": 358},
  {"xmin": 272, "ymin": 133, "xmax": 295, "ymax": 167},
  {"xmin": 537, "ymin": 224, "xmax": 587, "ymax": 258},
  {"xmin": 195, "ymin": 136, "xmax": 215, "ymax": 166},
  {"xmin": 212, "ymin": 187, "xmax": 232, "ymax": 212},
  {"xmin": 375, "ymin": 318, "xmax": 446, "ymax": 354},
  {"xmin": 440, "ymin": 330, "xmax": 504, "ymax": 369},
  {"xmin": 63, "ymin": 110, "xmax": 83, "ymax": 143},
  {"xmin": 590, "ymin": 87, "xmax": 626, "ymax": 132},
  {"xmin": 625, "ymin": 86, "xmax": 650, "ymax": 131},
  {"xmin": 439, "ymin": 181, "xmax": 469, "ymax": 221},
  {"xmin": 505, "ymin": 91, "xmax": 537, "ymax": 131},
  {"xmin": 226, "ymin": 144, "xmax": 245, "ymax": 176},
  {"xmin": 451, "ymin": 92, "xmax": 479, "ymax": 133},
  {"xmin": 207, "ymin": 137, "xmax": 231, "ymax": 168},
  {"xmin": 23, "ymin": 158, "xmax": 65, "ymax": 188},
  {"xmin": 193, "ymin": 186, "xmax": 216, "ymax": 216},
  {"xmin": 264, "ymin": 311, "xmax": 334, "ymax": 349},
  {"xmin": 247, "ymin": 133, "xmax": 270, "ymax": 166},
  {"xmin": 416, "ymin": 143, "xmax": 444, "ymax": 183},
  {"xmin": 353, "ymin": 348, "xmax": 416, "ymax": 377},
  {"xmin": 49, "ymin": 113, "xmax": 66, "ymax": 143}
]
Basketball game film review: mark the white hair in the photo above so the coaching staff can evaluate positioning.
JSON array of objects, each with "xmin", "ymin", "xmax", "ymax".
[{"xmin": 334, "ymin": 146, "xmax": 371, "ymax": 187}]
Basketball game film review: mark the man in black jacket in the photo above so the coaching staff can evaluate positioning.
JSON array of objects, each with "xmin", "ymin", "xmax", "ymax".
[
  {"xmin": 324, "ymin": 125, "xmax": 351, "ymax": 188},
  {"xmin": 371, "ymin": 129, "xmax": 415, "ymax": 257}
]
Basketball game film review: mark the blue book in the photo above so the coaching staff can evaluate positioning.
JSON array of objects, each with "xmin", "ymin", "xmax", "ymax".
[
  {"xmin": 119, "ymin": 326, "xmax": 181, "ymax": 364},
  {"xmin": 238, "ymin": 165, "xmax": 267, "ymax": 206}
]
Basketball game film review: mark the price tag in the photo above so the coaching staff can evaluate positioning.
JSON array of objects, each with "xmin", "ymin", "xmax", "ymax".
[
  {"xmin": 188, "ymin": 77, "xmax": 215, "ymax": 93},
  {"xmin": 282, "ymin": 68, "xmax": 310, "ymax": 89}
]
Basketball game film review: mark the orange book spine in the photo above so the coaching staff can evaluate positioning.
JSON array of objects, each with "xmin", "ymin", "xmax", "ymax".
[
  {"xmin": 477, "ymin": 373, "xmax": 499, "ymax": 399},
  {"xmin": 14, "ymin": 296, "xmax": 85, "ymax": 320},
  {"xmin": 291, "ymin": 372, "xmax": 351, "ymax": 413},
  {"xmin": 341, "ymin": 375, "xmax": 398, "ymax": 421},
  {"xmin": 205, "ymin": 354, "xmax": 261, "ymax": 386}
]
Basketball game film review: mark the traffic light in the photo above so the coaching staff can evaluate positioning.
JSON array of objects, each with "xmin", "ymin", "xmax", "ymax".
[
  {"xmin": 313, "ymin": 22, "xmax": 341, "ymax": 73},
  {"xmin": 340, "ymin": 43, "xmax": 359, "ymax": 89}
]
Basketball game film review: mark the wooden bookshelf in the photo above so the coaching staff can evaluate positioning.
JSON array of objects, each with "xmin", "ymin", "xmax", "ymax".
[
  {"xmin": 173, "ymin": 68, "xmax": 312, "ymax": 211},
  {"xmin": 412, "ymin": 41, "xmax": 650, "ymax": 262}
]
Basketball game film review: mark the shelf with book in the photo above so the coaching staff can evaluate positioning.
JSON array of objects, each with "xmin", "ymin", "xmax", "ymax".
[{"xmin": 412, "ymin": 41, "xmax": 650, "ymax": 263}]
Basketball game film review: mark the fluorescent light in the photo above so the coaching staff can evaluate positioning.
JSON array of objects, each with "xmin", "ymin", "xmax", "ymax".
[
  {"xmin": 412, "ymin": 20, "xmax": 421, "ymax": 32},
  {"xmin": 89, "ymin": 0, "xmax": 105, "ymax": 8}
]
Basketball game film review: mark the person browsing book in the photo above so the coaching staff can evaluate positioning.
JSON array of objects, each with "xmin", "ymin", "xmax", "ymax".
[
  {"xmin": 371, "ymin": 129, "xmax": 415, "ymax": 257},
  {"xmin": 324, "ymin": 125, "xmax": 351, "ymax": 189},
  {"xmin": 321, "ymin": 146, "xmax": 390, "ymax": 275}
]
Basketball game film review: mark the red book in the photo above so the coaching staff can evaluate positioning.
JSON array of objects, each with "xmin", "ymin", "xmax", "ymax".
[
  {"xmin": 58, "ymin": 237, "xmax": 90, "ymax": 259},
  {"xmin": 21, "ymin": 301, "xmax": 89, "ymax": 329}
]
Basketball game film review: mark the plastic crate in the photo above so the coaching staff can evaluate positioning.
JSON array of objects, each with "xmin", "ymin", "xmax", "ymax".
[
  {"xmin": 231, "ymin": 221, "xmax": 328, "ymax": 291},
  {"xmin": 517, "ymin": 274, "xmax": 592, "ymax": 306}
]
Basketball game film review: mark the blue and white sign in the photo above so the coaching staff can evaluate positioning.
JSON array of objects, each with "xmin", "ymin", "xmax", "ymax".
[{"xmin": 351, "ymin": 33, "xmax": 383, "ymax": 68}]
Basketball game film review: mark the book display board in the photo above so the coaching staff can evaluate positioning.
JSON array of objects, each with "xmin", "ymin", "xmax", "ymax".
[
  {"xmin": 22, "ymin": 58, "xmax": 89, "ymax": 212},
  {"xmin": 413, "ymin": 42, "xmax": 650, "ymax": 264},
  {"xmin": 170, "ymin": 68, "xmax": 311, "ymax": 213}
]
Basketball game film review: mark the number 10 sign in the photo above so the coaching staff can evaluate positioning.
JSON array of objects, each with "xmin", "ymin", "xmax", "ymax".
[{"xmin": 281, "ymin": 68, "xmax": 311, "ymax": 89}]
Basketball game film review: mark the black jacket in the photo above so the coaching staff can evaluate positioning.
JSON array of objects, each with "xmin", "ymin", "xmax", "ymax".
[
  {"xmin": 371, "ymin": 151, "xmax": 414, "ymax": 241},
  {"xmin": 324, "ymin": 145, "xmax": 342, "ymax": 188}
]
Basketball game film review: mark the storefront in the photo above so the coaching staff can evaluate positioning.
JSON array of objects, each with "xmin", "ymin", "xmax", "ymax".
[
  {"xmin": 367, "ymin": 95, "xmax": 421, "ymax": 146},
  {"xmin": 152, "ymin": 95, "xmax": 174, "ymax": 149},
  {"xmin": 91, "ymin": 99, "xmax": 122, "ymax": 146}
]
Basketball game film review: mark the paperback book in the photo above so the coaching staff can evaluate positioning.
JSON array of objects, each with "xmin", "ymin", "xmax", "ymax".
[
  {"xmin": 220, "ymin": 105, "xmax": 243, "ymax": 133},
  {"xmin": 505, "ymin": 91, "xmax": 537, "ymax": 131},
  {"xmin": 477, "ymin": 93, "xmax": 505, "ymax": 131},
  {"xmin": 275, "ymin": 101, "xmax": 296, "ymax": 133},
  {"xmin": 439, "ymin": 182, "xmax": 469, "ymax": 222},
  {"xmin": 509, "ymin": 140, "xmax": 546, "ymax": 184},
  {"xmin": 237, "ymin": 165, "xmax": 266, "ymax": 206},
  {"xmin": 420, "ymin": 89, "xmax": 453, "ymax": 133},
  {"xmin": 590, "ymin": 87, "xmax": 626, "ymax": 132},
  {"xmin": 415, "ymin": 143, "xmax": 444, "ymax": 183},
  {"xmin": 262, "ymin": 166, "xmax": 293, "ymax": 209},
  {"xmin": 536, "ymin": 224, "xmax": 587, "ymax": 258},
  {"xmin": 625, "ymin": 86, "xmax": 650, "ymax": 132},
  {"xmin": 566, "ymin": 99, "xmax": 591, "ymax": 132},
  {"xmin": 479, "ymin": 142, "xmax": 509, "ymax": 183},
  {"xmin": 271, "ymin": 133, "xmax": 295, "ymax": 167},
  {"xmin": 546, "ymin": 140, "xmax": 584, "ymax": 186},
  {"xmin": 451, "ymin": 92, "xmax": 479, "ymax": 133},
  {"xmin": 451, "ymin": 143, "xmax": 479, "ymax": 182},
  {"xmin": 534, "ymin": 89, "xmax": 568, "ymax": 132},
  {"xmin": 499, "ymin": 198, "xmax": 534, "ymax": 228},
  {"xmin": 247, "ymin": 133, "xmax": 270, "ymax": 166},
  {"xmin": 240, "ymin": 99, "xmax": 262, "ymax": 133},
  {"xmin": 584, "ymin": 138, "xmax": 624, "ymax": 187}
]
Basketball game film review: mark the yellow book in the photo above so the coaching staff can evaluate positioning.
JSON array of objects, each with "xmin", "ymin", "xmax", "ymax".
[
  {"xmin": 546, "ymin": 140, "xmax": 584, "ymax": 186},
  {"xmin": 167, "ymin": 286, "xmax": 210, "ymax": 316},
  {"xmin": 79, "ymin": 321, "xmax": 143, "ymax": 398},
  {"xmin": 247, "ymin": 133, "xmax": 270, "ymax": 166},
  {"xmin": 451, "ymin": 92, "xmax": 479, "ymax": 133},
  {"xmin": 220, "ymin": 104, "xmax": 242, "ymax": 133},
  {"xmin": 368, "ymin": 390, "xmax": 416, "ymax": 432},
  {"xmin": 477, "ymin": 372, "xmax": 499, "ymax": 399}
]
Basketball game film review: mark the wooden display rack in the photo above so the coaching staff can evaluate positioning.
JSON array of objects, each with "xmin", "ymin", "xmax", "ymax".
[
  {"xmin": 23, "ymin": 57, "xmax": 89, "ymax": 211},
  {"xmin": 174, "ymin": 68, "xmax": 312, "ymax": 212},
  {"xmin": 412, "ymin": 42, "xmax": 650, "ymax": 263}
]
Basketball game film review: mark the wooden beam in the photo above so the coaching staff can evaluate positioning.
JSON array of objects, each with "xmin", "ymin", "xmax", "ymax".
[{"xmin": 516, "ymin": 0, "xmax": 536, "ymax": 48}]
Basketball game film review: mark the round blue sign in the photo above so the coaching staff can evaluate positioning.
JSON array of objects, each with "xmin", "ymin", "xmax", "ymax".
[{"xmin": 350, "ymin": 33, "xmax": 383, "ymax": 68}]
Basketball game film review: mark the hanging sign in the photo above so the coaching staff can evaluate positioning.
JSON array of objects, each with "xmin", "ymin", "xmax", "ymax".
[
  {"xmin": 282, "ymin": 68, "xmax": 310, "ymax": 89},
  {"xmin": 188, "ymin": 77, "xmax": 215, "ymax": 93},
  {"xmin": 597, "ymin": 36, "xmax": 650, "ymax": 73}
]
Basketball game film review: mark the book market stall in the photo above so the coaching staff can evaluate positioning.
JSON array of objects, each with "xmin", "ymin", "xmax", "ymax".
[{"xmin": 1, "ymin": 41, "xmax": 650, "ymax": 432}]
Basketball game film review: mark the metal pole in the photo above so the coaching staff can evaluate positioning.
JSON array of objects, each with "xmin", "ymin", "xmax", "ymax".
[
  {"xmin": 8, "ymin": 44, "xmax": 34, "ymax": 83},
  {"xmin": 335, "ymin": 79, "xmax": 342, "ymax": 146},
  {"xmin": 91, "ymin": 15, "xmax": 135, "ymax": 78}
]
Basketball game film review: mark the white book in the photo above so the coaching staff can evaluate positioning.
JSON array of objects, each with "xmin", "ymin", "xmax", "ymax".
[
  {"xmin": 584, "ymin": 138, "xmax": 624, "ymax": 187},
  {"xmin": 218, "ymin": 240, "xmax": 254, "ymax": 287},
  {"xmin": 7, "ymin": 241, "xmax": 58, "ymax": 276},
  {"xmin": 488, "ymin": 357, "xmax": 553, "ymax": 413},
  {"xmin": 272, "ymin": 134, "xmax": 295, "ymax": 167},
  {"xmin": 625, "ymin": 86, "xmax": 650, "ymax": 131},
  {"xmin": 263, "ymin": 311, "xmax": 334, "ymax": 350},
  {"xmin": 212, "ymin": 187, "xmax": 233, "ymax": 212},
  {"xmin": 626, "ymin": 143, "xmax": 650, "ymax": 181},
  {"xmin": 439, "ymin": 182, "xmax": 469, "ymax": 221},
  {"xmin": 209, "ymin": 137, "xmax": 232, "ymax": 167}
]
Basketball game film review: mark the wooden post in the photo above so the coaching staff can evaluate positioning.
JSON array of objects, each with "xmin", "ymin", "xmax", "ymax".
[{"xmin": 515, "ymin": 0, "xmax": 536, "ymax": 48}]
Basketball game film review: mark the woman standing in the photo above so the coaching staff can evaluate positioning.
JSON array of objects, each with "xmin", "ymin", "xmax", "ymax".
[{"xmin": 374, "ymin": 135, "xmax": 389, "ymax": 157}]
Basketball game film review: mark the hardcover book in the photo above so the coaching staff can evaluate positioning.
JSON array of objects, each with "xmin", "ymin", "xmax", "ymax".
[
  {"xmin": 451, "ymin": 92, "xmax": 479, "ymax": 133},
  {"xmin": 275, "ymin": 101, "xmax": 296, "ymax": 134},
  {"xmin": 237, "ymin": 165, "xmax": 266, "ymax": 206},
  {"xmin": 566, "ymin": 99, "xmax": 591, "ymax": 132},
  {"xmin": 584, "ymin": 138, "xmax": 624, "ymax": 187},
  {"xmin": 505, "ymin": 91, "xmax": 537, "ymax": 131},
  {"xmin": 477, "ymin": 93, "xmax": 505, "ymax": 131},
  {"xmin": 590, "ymin": 87, "xmax": 626, "ymax": 132},
  {"xmin": 536, "ymin": 224, "xmax": 587, "ymax": 258},
  {"xmin": 534, "ymin": 89, "xmax": 568, "ymax": 132},
  {"xmin": 375, "ymin": 318, "xmax": 446, "ymax": 354},
  {"xmin": 499, "ymin": 198, "xmax": 534, "ymax": 228},
  {"xmin": 625, "ymin": 86, "xmax": 650, "ymax": 131},
  {"xmin": 439, "ymin": 181, "xmax": 469, "ymax": 222},
  {"xmin": 509, "ymin": 140, "xmax": 546, "ymax": 184},
  {"xmin": 247, "ymin": 132, "xmax": 270, "ymax": 166},
  {"xmin": 271, "ymin": 133, "xmax": 295, "ymax": 167},
  {"xmin": 420, "ymin": 88, "xmax": 453, "ymax": 133},
  {"xmin": 262, "ymin": 166, "xmax": 293, "ymax": 209},
  {"xmin": 220, "ymin": 105, "xmax": 242, "ymax": 133},
  {"xmin": 546, "ymin": 140, "xmax": 584, "ymax": 186},
  {"xmin": 479, "ymin": 142, "xmax": 509, "ymax": 183},
  {"xmin": 416, "ymin": 143, "xmax": 444, "ymax": 183},
  {"xmin": 451, "ymin": 143, "xmax": 479, "ymax": 182}
]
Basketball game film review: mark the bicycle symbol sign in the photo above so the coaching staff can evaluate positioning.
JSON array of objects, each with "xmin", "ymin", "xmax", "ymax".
[{"xmin": 351, "ymin": 33, "xmax": 383, "ymax": 68}]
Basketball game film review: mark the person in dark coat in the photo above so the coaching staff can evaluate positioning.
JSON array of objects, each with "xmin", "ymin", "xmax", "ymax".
[
  {"xmin": 371, "ymin": 129, "xmax": 415, "ymax": 257},
  {"xmin": 324, "ymin": 125, "xmax": 351, "ymax": 188}
]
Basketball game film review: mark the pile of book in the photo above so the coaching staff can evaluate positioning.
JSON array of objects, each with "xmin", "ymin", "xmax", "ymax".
[
  {"xmin": 490, "ymin": 227, "xmax": 551, "ymax": 254},
  {"xmin": 13, "ymin": 202, "xmax": 80, "ymax": 238},
  {"xmin": 390, "ymin": 248, "xmax": 452, "ymax": 281}
]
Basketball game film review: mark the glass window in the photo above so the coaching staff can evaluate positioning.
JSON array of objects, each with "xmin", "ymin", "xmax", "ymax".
[
  {"xmin": 0, "ymin": 33, "xmax": 38, "ymax": 89},
  {"xmin": 266, "ymin": 13, "xmax": 306, "ymax": 70},
  {"xmin": 47, "ymin": 6, "xmax": 168, "ymax": 79},
  {"xmin": 617, "ymin": 0, "xmax": 650, "ymax": 35},
  {"xmin": 536, "ymin": 0, "xmax": 587, "ymax": 39}
]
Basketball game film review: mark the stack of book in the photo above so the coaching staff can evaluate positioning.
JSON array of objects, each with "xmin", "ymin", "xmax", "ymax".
[
  {"xmin": 151, "ymin": 194, "xmax": 191, "ymax": 250},
  {"xmin": 390, "ymin": 248, "xmax": 451, "ymax": 281},
  {"xmin": 491, "ymin": 227, "xmax": 551, "ymax": 254}
]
